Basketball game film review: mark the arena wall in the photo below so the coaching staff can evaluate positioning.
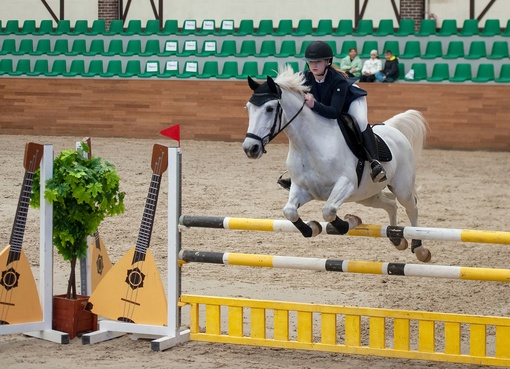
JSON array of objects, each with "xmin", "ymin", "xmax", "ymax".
[{"xmin": 0, "ymin": 78, "xmax": 508, "ymax": 151}]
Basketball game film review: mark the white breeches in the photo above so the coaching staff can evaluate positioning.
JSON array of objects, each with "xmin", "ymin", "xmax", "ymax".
[{"xmin": 347, "ymin": 96, "xmax": 368, "ymax": 132}]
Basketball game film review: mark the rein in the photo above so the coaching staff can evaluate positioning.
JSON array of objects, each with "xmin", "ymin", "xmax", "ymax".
[{"xmin": 246, "ymin": 94, "xmax": 306, "ymax": 153}]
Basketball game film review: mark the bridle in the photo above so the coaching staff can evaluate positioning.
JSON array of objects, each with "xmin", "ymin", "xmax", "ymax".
[{"xmin": 246, "ymin": 85, "xmax": 306, "ymax": 153}]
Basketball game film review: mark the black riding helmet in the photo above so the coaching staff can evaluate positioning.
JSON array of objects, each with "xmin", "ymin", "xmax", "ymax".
[{"xmin": 304, "ymin": 41, "xmax": 334, "ymax": 63}]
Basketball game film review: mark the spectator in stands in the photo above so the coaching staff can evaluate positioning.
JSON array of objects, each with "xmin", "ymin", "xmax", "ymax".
[
  {"xmin": 360, "ymin": 50, "xmax": 382, "ymax": 82},
  {"xmin": 375, "ymin": 50, "xmax": 399, "ymax": 83},
  {"xmin": 340, "ymin": 48, "xmax": 362, "ymax": 78}
]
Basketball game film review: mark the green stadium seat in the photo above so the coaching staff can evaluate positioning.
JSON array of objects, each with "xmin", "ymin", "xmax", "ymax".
[
  {"xmin": 0, "ymin": 39, "xmax": 17, "ymax": 55},
  {"xmin": 254, "ymin": 19, "xmax": 274, "ymax": 36},
  {"xmin": 104, "ymin": 19, "xmax": 124, "ymax": 36},
  {"xmin": 236, "ymin": 61, "xmax": 259, "ymax": 79},
  {"xmin": 333, "ymin": 20, "xmax": 353, "ymax": 36},
  {"xmin": 449, "ymin": 63, "xmax": 472, "ymax": 82},
  {"xmin": 234, "ymin": 19, "xmax": 254, "ymax": 36},
  {"xmin": 46, "ymin": 59, "xmax": 67, "ymax": 76},
  {"xmin": 86, "ymin": 19, "xmax": 106, "ymax": 35},
  {"xmin": 285, "ymin": 61, "xmax": 301, "ymax": 73},
  {"xmin": 159, "ymin": 40, "xmax": 179, "ymax": 56},
  {"xmin": 197, "ymin": 40, "xmax": 217, "ymax": 57},
  {"xmin": 26, "ymin": 59, "xmax": 49, "ymax": 76},
  {"xmin": 405, "ymin": 63, "xmax": 427, "ymax": 81},
  {"xmin": 472, "ymin": 64, "xmax": 495, "ymax": 83},
  {"xmin": 359, "ymin": 41, "xmax": 378, "ymax": 58},
  {"xmin": 293, "ymin": 19, "xmax": 313, "ymax": 36},
  {"xmin": 123, "ymin": 20, "xmax": 142, "ymax": 36},
  {"xmin": 421, "ymin": 41, "xmax": 443, "ymax": 59},
  {"xmin": 122, "ymin": 39, "xmax": 142, "ymax": 56},
  {"xmin": 398, "ymin": 63, "xmax": 405, "ymax": 80},
  {"xmin": 297, "ymin": 40, "xmax": 313, "ymax": 58},
  {"xmin": 0, "ymin": 59, "xmax": 14, "ymax": 75},
  {"xmin": 180, "ymin": 20, "xmax": 197, "ymax": 35},
  {"xmin": 177, "ymin": 60, "xmax": 199, "ymax": 78},
  {"xmin": 495, "ymin": 64, "xmax": 510, "ymax": 82},
  {"xmin": 17, "ymin": 20, "xmax": 36, "ymax": 35},
  {"xmin": 197, "ymin": 19, "xmax": 216, "ymax": 35},
  {"xmin": 415, "ymin": 19, "xmax": 436, "ymax": 36},
  {"xmin": 426, "ymin": 63, "xmax": 450, "ymax": 82},
  {"xmin": 216, "ymin": 40, "xmax": 237, "ymax": 57},
  {"xmin": 216, "ymin": 61, "xmax": 239, "ymax": 79},
  {"xmin": 119, "ymin": 60, "xmax": 141, "ymax": 78},
  {"xmin": 442, "ymin": 41, "xmax": 464, "ymax": 59},
  {"xmin": 84, "ymin": 39, "xmax": 105, "ymax": 56},
  {"xmin": 480, "ymin": 19, "xmax": 500, "ymax": 37},
  {"xmin": 102, "ymin": 39, "xmax": 124, "ymax": 56},
  {"xmin": 197, "ymin": 61, "xmax": 219, "ymax": 78},
  {"xmin": 374, "ymin": 19, "xmax": 394, "ymax": 36},
  {"xmin": 100, "ymin": 60, "xmax": 123, "ymax": 77},
  {"xmin": 12, "ymin": 39, "xmax": 33, "ymax": 55},
  {"xmin": 274, "ymin": 19, "xmax": 293, "ymax": 36},
  {"xmin": 30, "ymin": 39, "xmax": 51, "ymax": 55},
  {"xmin": 313, "ymin": 19, "xmax": 333, "ymax": 36},
  {"xmin": 51, "ymin": 20, "xmax": 71, "ymax": 35},
  {"xmin": 81, "ymin": 60, "xmax": 104, "ymax": 77},
  {"xmin": 236, "ymin": 40, "xmax": 257, "ymax": 57},
  {"xmin": 2, "ymin": 20, "xmax": 19, "ymax": 35},
  {"xmin": 382, "ymin": 40, "xmax": 400, "ymax": 56},
  {"xmin": 35, "ymin": 20, "xmax": 53, "ymax": 35},
  {"xmin": 256, "ymin": 40, "xmax": 276, "ymax": 57},
  {"xmin": 394, "ymin": 19, "xmax": 414, "ymax": 36},
  {"xmin": 9, "ymin": 59, "xmax": 31, "ymax": 76},
  {"xmin": 487, "ymin": 41, "xmax": 509, "ymax": 59},
  {"xmin": 458, "ymin": 19, "xmax": 479, "ymax": 36},
  {"xmin": 48, "ymin": 39, "xmax": 69, "ymax": 56},
  {"xmin": 158, "ymin": 20, "xmax": 178, "ymax": 35},
  {"xmin": 399, "ymin": 41, "xmax": 421, "ymax": 59},
  {"xmin": 178, "ymin": 39, "xmax": 198, "ymax": 56},
  {"xmin": 140, "ymin": 39, "xmax": 161, "ymax": 56},
  {"xmin": 157, "ymin": 60, "xmax": 179, "ymax": 78},
  {"xmin": 63, "ymin": 59, "xmax": 85, "ymax": 77},
  {"xmin": 336, "ymin": 40, "xmax": 357, "ymax": 58},
  {"xmin": 437, "ymin": 19, "xmax": 457, "ymax": 36},
  {"xmin": 257, "ymin": 61, "xmax": 279, "ymax": 79},
  {"xmin": 276, "ymin": 40, "xmax": 297, "ymax": 58},
  {"xmin": 139, "ymin": 60, "xmax": 160, "ymax": 78},
  {"xmin": 215, "ymin": 20, "xmax": 235, "ymax": 36},
  {"xmin": 464, "ymin": 41, "xmax": 486, "ymax": 59},
  {"xmin": 502, "ymin": 20, "xmax": 510, "ymax": 37},
  {"xmin": 70, "ymin": 20, "xmax": 89, "ymax": 36},
  {"xmin": 353, "ymin": 19, "xmax": 373, "ymax": 36},
  {"xmin": 141, "ymin": 20, "xmax": 160, "ymax": 36}
]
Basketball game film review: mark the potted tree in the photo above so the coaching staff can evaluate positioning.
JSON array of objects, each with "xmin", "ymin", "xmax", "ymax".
[{"xmin": 31, "ymin": 142, "xmax": 124, "ymax": 338}]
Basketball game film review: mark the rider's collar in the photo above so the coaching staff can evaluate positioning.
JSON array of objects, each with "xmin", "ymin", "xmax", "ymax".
[{"xmin": 249, "ymin": 82, "xmax": 282, "ymax": 106}]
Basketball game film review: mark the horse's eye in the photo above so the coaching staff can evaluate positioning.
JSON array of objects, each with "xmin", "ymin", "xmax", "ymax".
[{"xmin": 266, "ymin": 106, "xmax": 274, "ymax": 113}]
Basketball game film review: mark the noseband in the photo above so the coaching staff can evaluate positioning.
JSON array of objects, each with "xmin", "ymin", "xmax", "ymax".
[{"xmin": 246, "ymin": 85, "xmax": 306, "ymax": 153}]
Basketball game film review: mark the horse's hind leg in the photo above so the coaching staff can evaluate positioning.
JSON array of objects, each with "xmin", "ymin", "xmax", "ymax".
[{"xmin": 358, "ymin": 192, "xmax": 408, "ymax": 251}]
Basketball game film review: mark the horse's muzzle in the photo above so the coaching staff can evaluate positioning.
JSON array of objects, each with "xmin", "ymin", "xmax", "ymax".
[{"xmin": 242, "ymin": 138, "xmax": 264, "ymax": 159}]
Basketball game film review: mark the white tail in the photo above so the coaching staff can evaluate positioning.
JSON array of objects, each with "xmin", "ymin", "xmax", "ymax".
[{"xmin": 384, "ymin": 109, "xmax": 429, "ymax": 162}]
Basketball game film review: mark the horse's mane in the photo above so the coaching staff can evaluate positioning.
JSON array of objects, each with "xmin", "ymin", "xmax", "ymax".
[{"xmin": 274, "ymin": 65, "xmax": 310, "ymax": 95}]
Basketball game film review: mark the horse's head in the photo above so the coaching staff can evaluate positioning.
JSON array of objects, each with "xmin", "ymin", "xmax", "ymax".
[{"xmin": 242, "ymin": 76, "xmax": 282, "ymax": 159}]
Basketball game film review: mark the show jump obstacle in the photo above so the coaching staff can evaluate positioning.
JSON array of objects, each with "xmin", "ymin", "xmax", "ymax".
[{"xmin": 83, "ymin": 145, "xmax": 510, "ymax": 366}]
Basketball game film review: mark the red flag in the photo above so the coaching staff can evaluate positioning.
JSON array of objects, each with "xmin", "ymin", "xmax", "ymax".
[{"xmin": 160, "ymin": 124, "xmax": 180, "ymax": 146}]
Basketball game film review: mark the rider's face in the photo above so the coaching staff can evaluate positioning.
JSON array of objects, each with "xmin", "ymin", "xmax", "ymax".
[{"xmin": 308, "ymin": 60, "xmax": 329, "ymax": 78}]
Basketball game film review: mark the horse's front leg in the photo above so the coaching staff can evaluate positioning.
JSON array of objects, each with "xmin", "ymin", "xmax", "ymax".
[
  {"xmin": 283, "ymin": 185, "xmax": 322, "ymax": 238},
  {"xmin": 323, "ymin": 178, "xmax": 362, "ymax": 234}
]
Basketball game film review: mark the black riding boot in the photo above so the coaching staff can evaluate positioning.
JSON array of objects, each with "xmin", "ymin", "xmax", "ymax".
[{"xmin": 361, "ymin": 126, "xmax": 387, "ymax": 183}]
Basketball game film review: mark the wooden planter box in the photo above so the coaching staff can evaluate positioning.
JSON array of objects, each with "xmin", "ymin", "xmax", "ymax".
[{"xmin": 52, "ymin": 294, "xmax": 98, "ymax": 339}]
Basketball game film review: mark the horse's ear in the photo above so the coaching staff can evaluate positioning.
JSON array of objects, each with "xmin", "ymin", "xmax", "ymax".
[
  {"xmin": 248, "ymin": 76, "xmax": 259, "ymax": 91},
  {"xmin": 266, "ymin": 76, "xmax": 278, "ymax": 94}
]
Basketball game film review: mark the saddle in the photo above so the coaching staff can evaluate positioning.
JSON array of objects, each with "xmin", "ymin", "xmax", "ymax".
[{"xmin": 337, "ymin": 113, "xmax": 392, "ymax": 186}]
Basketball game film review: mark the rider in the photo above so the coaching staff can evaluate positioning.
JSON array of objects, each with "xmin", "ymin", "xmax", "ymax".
[{"xmin": 278, "ymin": 40, "xmax": 386, "ymax": 190}]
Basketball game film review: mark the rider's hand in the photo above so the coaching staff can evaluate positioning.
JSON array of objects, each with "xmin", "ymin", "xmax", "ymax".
[{"xmin": 304, "ymin": 93, "xmax": 315, "ymax": 108}]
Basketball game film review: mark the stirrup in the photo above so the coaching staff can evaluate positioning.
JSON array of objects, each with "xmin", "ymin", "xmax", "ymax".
[{"xmin": 370, "ymin": 161, "xmax": 387, "ymax": 183}]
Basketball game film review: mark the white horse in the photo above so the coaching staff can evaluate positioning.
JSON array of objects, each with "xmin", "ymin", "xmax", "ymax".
[{"xmin": 242, "ymin": 66, "xmax": 431, "ymax": 262}]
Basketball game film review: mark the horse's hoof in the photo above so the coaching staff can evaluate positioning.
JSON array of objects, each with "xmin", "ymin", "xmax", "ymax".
[
  {"xmin": 415, "ymin": 246, "xmax": 432, "ymax": 263},
  {"xmin": 344, "ymin": 214, "xmax": 362, "ymax": 230},
  {"xmin": 390, "ymin": 238, "xmax": 408, "ymax": 251},
  {"xmin": 307, "ymin": 221, "xmax": 322, "ymax": 237}
]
